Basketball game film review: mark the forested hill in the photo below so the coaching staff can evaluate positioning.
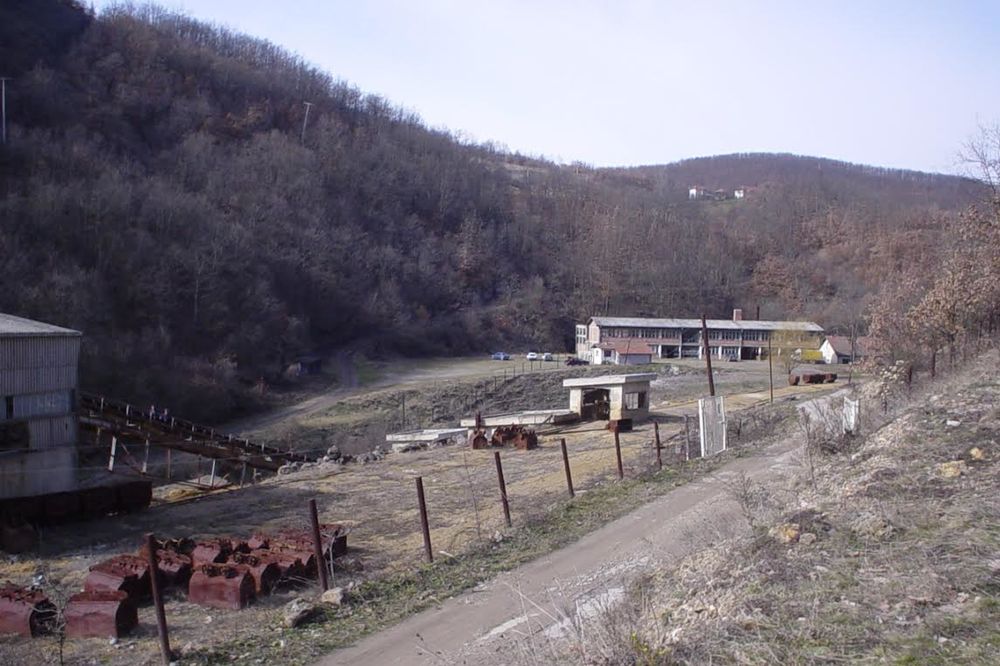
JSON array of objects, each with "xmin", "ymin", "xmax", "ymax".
[{"xmin": 0, "ymin": 2, "xmax": 985, "ymax": 422}]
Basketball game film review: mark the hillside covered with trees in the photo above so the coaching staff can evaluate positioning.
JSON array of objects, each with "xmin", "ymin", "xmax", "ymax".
[{"xmin": 0, "ymin": 1, "xmax": 988, "ymax": 421}]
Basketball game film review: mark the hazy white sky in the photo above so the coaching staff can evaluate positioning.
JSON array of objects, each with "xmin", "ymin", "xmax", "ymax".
[{"xmin": 91, "ymin": 0, "xmax": 1000, "ymax": 173}]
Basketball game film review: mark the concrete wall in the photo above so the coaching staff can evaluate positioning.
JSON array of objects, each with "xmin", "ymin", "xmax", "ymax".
[{"xmin": 0, "ymin": 335, "xmax": 80, "ymax": 499}]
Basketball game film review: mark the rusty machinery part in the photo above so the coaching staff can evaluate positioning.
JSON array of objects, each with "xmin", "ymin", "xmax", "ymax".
[
  {"xmin": 249, "ymin": 548, "xmax": 309, "ymax": 580},
  {"xmin": 468, "ymin": 429, "xmax": 491, "ymax": 449},
  {"xmin": 229, "ymin": 553, "xmax": 283, "ymax": 594},
  {"xmin": 0, "ymin": 585, "xmax": 57, "ymax": 637},
  {"xmin": 63, "ymin": 590, "xmax": 138, "ymax": 639},
  {"xmin": 136, "ymin": 536, "xmax": 196, "ymax": 559},
  {"xmin": 490, "ymin": 425, "xmax": 539, "ymax": 450},
  {"xmin": 188, "ymin": 564, "xmax": 256, "ymax": 610},
  {"xmin": 84, "ymin": 555, "xmax": 152, "ymax": 601},
  {"xmin": 190, "ymin": 538, "xmax": 237, "ymax": 568},
  {"xmin": 606, "ymin": 419, "xmax": 633, "ymax": 433},
  {"xmin": 152, "ymin": 550, "xmax": 193, "ymax": 588},
  {"xmin": 246, "ymin": 533, "xmax": 270, "ymax": 550}
]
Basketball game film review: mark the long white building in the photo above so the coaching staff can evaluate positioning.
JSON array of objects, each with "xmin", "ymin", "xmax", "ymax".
[{"xmin": 576, "ymin": 310, "xmax": 823, "ymax": 363}]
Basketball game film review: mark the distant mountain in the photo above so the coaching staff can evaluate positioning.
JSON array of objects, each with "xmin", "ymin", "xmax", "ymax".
[{"xmin": 0, "ymin": 2, "xmax": 985, "ymax": 421}]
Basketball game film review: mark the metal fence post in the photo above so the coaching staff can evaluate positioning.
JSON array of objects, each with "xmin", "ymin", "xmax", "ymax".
[
  {"xmin": 493, "ymin": 451, "xmax": 512, "ymax": 527},
  {"xmin": 309, "ymin": 499, "xmax": 330, "ymax": 591},
  {"xmin": 416, "ymin": 477, "xmax": 433, "ymax": 563},
  {"xmin": 613, "ymin": 424, "xmax": 624, "ymax": 480},
  {"xmin": 144, "ymin": 533, "xmax": 172, "ymax": 664},
  {"xmin": 560, "ymin": 438, "xmax": 574, "ymax": 497},
  {"xmin": 654, "ymin": 421, "xmax": 662, "ymax": 470}
]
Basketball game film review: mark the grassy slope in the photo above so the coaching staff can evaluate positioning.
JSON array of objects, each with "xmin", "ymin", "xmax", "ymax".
[{"xmin": 576, "ymin": 355, "xmax": 1000, "ymax": 664}]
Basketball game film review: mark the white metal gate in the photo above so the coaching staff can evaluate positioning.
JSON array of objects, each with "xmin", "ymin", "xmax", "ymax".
[{"xmin": 698, "ymin": 395, "xmax": 727, "ymax": 457}]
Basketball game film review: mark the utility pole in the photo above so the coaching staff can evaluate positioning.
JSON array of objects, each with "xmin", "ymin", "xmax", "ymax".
[
  {"xmin": 700, "ymin": 314, "xmax": 716, "ymax": 397},
  {"xmin": 767, "ymin": 336, "xmax": 774, "ymax": 403},
  {"xmin": 300, "ymin": 101, "xmax": 313, "ymax": 143},
  {"xmin": 1, "ymin": 77, "xmax": 10, "ymax": 145}
]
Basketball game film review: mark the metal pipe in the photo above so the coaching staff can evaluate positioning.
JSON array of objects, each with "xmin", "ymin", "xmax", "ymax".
[
  {"xmin": 560, "ymin": 438, "xmax": 574, "ymax": 497},
  {"xmin": 309, "ymin": 499, "xmax": 329, "ymax": 591},
  {"xmin": 416, "ymin": 477, "xmax": 433, "ymax": 563}
]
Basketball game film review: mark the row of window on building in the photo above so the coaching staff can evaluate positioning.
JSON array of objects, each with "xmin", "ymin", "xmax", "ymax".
[{"xmin": 599, "ymin": 327, "xmax": 773, "ymax": 341}]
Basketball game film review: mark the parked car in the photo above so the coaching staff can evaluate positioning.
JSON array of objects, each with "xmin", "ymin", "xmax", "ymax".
[
  {"xmin": 542, "ymin": 352, "xmax": 554, "ymax": 361},
  {"xmin": 565, "ymin": 357, "xmax": 588, "ymax": 366},
  {"xmin": 491, "ymin": 352, "xmax": 511, "ymax": 360},
  {"xmin": 526, "ymin": 352, "xmax": 539, "ymax": 361}
]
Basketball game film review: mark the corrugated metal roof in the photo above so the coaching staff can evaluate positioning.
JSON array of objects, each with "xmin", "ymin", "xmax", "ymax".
[
  {"xmin": 590, "ymin": 316, "xmax": 823, "ymax": 333},
  {"xmin": 0, "ymin": 313, "xmax": 81, "ymax": 337}
]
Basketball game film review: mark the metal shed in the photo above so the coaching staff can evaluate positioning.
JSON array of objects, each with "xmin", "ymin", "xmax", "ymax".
[{"xmin": 0, "ymin": 313, "xmax": 82, "ymax": 499}]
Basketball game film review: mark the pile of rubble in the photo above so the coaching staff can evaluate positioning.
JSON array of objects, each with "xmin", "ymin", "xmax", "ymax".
[
  {"xmin": 0, "ymin": 525, "xmax": 348, "ymax": 640},
  {"xmin": 467, "ymin": 424, "xmax": 538, "ymax": 450}
]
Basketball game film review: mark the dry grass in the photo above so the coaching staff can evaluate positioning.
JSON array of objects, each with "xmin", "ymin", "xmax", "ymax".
[
  {"xmin": 527, "ymin": 353, "xmax": 1000, "ymax": 664},
  {"xmin": 0, "ymin": 361, "xmax": 841, "ymax": 665}
]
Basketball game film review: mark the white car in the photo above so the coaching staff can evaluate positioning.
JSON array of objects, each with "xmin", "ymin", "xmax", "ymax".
[
  {"xmin": 526, "ymin": 352, "xmax": 539, "ymax": 361},
  {"xmin": 542, "ymin": 352, "xmax": 554, "ymax": 361}
]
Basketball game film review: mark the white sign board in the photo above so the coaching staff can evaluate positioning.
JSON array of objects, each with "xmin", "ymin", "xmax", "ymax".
[
  {"xmin": 698, "ymin": 395, "xmax": 727, "ymax": 457},
  {"xmin": 843, "ymin": 397, "xmax": 860, "ymax": 434}
]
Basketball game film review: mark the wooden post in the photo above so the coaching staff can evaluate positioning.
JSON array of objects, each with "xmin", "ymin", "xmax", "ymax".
[
  {"xmin": 654, "ymin": 421, "xmax": 662, "ymax": 470},
  {"xmin": 239, "ymin": 462, "xmax": 247, "ymax": 487},
  {"xmin": 144, "ymin": 533, "xmax": 172, "ymax": 664},
  {"xmin": 108, "ymin": 436, "xmax": 117, "ymax": 472},
  {"xmin": 309, "ymin": 499, "xmax": 330, "ymax": 591},
  {"xmin": 142, "ymin": 438, "xmax": 150, "ymax": 474},
  {"xmin": 559, "ymin": 438, "xmax": 575, "ymax": 497},
  {"xmin": 493, "ymin": 451, "xmax": 512, "ymax": 527},
  {"xmin": 613, "ymin": 424, "xmax": 624, "ymax": 480},
  {"xmin": 416, "ymin": 477, "xmax": 433, "ymax": 563},
  {"xmin": 684, "ymin": 415, "xmax": 692, "ymax": 461},
  {"xmin": 767, "ymin": 337, "xmax": 774, "ymax": 403},
  {"xmin": 701, "ymin": 314, "xmax": 716, "ymax": 397}
]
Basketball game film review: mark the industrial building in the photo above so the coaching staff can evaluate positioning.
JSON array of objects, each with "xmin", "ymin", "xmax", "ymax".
[
  {"xmin": 0, "ymin": 313, "xmax": 81, "ymax": 499},
  {"xmin": 576, "ymin": 310, "xmax": 823, "ymax": 363}
]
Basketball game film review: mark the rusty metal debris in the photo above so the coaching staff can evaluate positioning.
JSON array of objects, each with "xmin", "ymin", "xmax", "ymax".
[
  {"xmin": 0, "ymin": 585, "xmax": 56, "ymax": 637},
  {"xmin": 188, "ymin": 564, "xmax": 256, "ymax": 610},
  {"xmin": 230, "ymin": 553, "xmax": 282, "ymax": 594},
  {"xmin": 790, "ymin": 372, "xmax": 838, "ymax": 386},
  {"xmin": 490, "ymin": 425, "xmax": 538, "ymax": 450},
  {"xmin": 190, "ymin": 539, "xmax": 234, "ymax": 568},
  {"xmin": 84, "ymin": 555, "xmax": 151, "ymax": 601},
  {"xmin": 64, "ymin": 590, "xmax": 137, "ymax": 639}
]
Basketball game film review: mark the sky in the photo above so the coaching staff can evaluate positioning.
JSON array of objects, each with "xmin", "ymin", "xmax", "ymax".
[{"xmin": 89, "ymin": 0, "xmax": 1000, "ymax": 174}]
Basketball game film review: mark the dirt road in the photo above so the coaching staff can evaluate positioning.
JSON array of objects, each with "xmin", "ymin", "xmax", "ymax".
[{"xmin": 320, "ymin": 402, "xmax": 817, "ymax": 665}]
